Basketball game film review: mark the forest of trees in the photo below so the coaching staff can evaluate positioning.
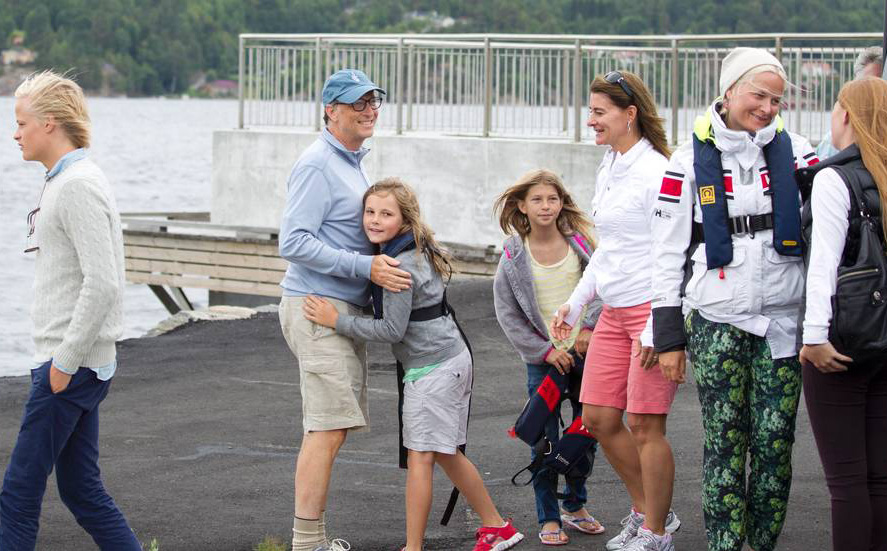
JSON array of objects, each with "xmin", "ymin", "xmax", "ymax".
[{"xmin": 0, "ymin": 0, "xmax": 883, "ymax": 95}]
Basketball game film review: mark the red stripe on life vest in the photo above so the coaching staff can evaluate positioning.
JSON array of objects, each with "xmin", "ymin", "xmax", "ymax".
[
  {"xmin": 724, "ymin": 175, "xmax": 733, "ymax": 193},
  {"xmin": 760, "ymin": 173, "xmax": 770, "ymax": 190},
  {"xmin": 537, "ymin": 376, "xmax": 561, "ymax": 412},
  {"xmin": 565, "ymin": 416, "xmax": 594, "ymax": 437},
  {"xmin": 808, "ymin": 156, "xmax": 820, "ymax": 165},
  {"xmin": 659, "ymin": 177, "xmax": 682, "ymax": 197}
]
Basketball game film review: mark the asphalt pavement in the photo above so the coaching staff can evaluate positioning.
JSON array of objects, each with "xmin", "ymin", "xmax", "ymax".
[{"xmin": 0, "ymin": 279, "xmax": 831, "ymax": 550}]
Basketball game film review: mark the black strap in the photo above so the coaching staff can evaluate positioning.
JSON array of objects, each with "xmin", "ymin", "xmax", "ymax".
[
  {"xmin": 409, "ymin": 290, "xmax": 450, "ymax": 322},
  {"xmin": 440, "ymin": 302, "xmax": 473, "ymax": 526},
  {"xmin": 391, "ymin": 286, "xmax": 472, "ymax": 527},
  {"xmin": 692, "ymin": 213, "xmax": 775, "ymax": 243}
]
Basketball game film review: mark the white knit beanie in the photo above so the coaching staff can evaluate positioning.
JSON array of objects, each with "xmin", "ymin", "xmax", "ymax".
[{"xmin": 719, "ymin": 47, "xmax": 787, "ymax": 96}]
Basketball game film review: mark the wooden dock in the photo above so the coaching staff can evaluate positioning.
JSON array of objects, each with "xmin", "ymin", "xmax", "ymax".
[{"xmin": 122, "ymin": 212, "xmax": 501, "ymax": 314}]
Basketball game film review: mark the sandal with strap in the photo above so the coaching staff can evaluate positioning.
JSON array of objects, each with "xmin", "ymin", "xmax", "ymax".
[
  {"xmin": 538, "ymin": 529, "xmax": 569, "ymax": 546},
  {"xmin": 561, "ymin": 511, "xmax": 605, "ymax": 535}
]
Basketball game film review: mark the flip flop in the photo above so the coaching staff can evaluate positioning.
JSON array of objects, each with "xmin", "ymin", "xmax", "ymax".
[
  {"xmin": 561, "ymin": 512, "xmax": 606, "ymax": 535},
  {"xmin": 538, "ymin": 529, "xmax": 569, "ymax": 546}
]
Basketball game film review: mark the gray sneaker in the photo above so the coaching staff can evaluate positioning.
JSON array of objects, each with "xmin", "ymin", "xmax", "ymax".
[
  {"xmin": 606, "ymin": 510, "xmax": 644, "ymax": 550},
  {"xmin": 313, "ymin": 539, "xmax": 351, "ymax": 551},
  {"xmin": 664, "ymin": 510, "xmax": 681, "ymax": 534},
  {"xmin": 606, "ymin": 510, "xmax": 681, "ymax": 550},
  {"xmin": 622, "ymin": 527, "xmax": 675, "ymax": 551}
]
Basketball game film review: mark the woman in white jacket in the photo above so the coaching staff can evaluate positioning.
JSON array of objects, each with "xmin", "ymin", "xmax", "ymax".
[
  {"xmin": 799, "ymin": 77, "xmax": 887, "ymax": 551},
  {"xmin": 649, "ymin": 48, "xmax": 818, "ymax": 551},
  {"xmin": 551, "ymin": 71, "xmax": 681, "ymax": 551}
]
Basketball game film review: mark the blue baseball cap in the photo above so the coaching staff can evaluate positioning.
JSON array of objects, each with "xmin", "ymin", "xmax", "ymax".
[{"xmin": 322, "ymin": 69, "xmax": 386, "ymax": 105}]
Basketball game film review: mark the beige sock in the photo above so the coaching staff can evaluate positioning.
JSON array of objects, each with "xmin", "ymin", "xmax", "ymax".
[{"xmin": 292, "ymin": 516, "xmax": 324, "ymax": 551}]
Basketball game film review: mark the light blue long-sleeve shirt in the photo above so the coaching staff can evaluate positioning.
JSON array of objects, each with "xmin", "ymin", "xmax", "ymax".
[{"xmin": 279, "ymin": 129, "xmax": 375, "ymax": 307}]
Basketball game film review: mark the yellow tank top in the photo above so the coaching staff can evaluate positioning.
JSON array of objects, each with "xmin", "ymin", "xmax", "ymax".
[{"xmin": 526, "ymin": 240, "xmax": 585, "ymax": 351}]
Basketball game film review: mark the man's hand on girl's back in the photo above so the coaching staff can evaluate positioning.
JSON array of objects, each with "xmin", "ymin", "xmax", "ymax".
[{"xmin": 370, "ymin": 254, "xmax": 412, "ymax": 292}]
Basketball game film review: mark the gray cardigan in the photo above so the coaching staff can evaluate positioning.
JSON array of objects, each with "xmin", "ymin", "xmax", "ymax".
[
  {"xmin": 493, "ymin": 233, "xmax": 603, "ymax": 365},
  {"xmin": 336, "ymin": 248, "xmax": 466, "ymax": 370}
]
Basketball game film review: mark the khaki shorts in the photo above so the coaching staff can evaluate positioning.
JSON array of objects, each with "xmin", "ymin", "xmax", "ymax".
[{"xmin": 279, "ymin": 296, "xmax": 369, "ymax": 433}]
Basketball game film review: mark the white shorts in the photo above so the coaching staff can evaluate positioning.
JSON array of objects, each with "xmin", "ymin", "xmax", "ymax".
[{"xmin": 402, "ymin": 347, "xmax": 472, "ymax": 454}]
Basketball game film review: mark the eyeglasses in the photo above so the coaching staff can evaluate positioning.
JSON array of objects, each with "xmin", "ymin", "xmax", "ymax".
[
  {"xmin": 24, "ymin": 207, "xmax": 40, "ymax": 253},
  {"xmin": 343, "ymin": 95, "xmax": 383, "ymax": 112},
  {"xmin": 605, "ymin": 71, "xmax": 634, "ymax": 99}
]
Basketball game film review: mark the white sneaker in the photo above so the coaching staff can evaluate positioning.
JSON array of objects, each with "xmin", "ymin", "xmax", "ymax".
[
  {"xmin": 607, "ymin": 510, "xmax": 680, "ymax": 550},
  {"xmin": 622, "ymin": 527, "xmax": 674, "ymax": 551},
  {"xmin": 606, "ymin": 510, "xmax": 644, "ymax": 550},
  {"xmin": 313, "ymin": 539, "xmax": 351, "ymax": 551},
  {"xmin": 664, "ymin": 510, "xmax": 681, "ymax": 534}
]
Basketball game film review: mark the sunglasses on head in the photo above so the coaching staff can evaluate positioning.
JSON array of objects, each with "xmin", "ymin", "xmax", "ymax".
[{"xmin": 605, "ymin": 71, "xmax": 634, "ymax": 99}]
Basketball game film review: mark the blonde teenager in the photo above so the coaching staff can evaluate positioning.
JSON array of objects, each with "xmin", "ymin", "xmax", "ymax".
[
  {"xmin": 0, "ymin": 71, "xmax": 140, "ymax": 550},
  {"xmin": 799, "ymin": 77, "xmax": 887, "ymax": 551},
  {"xmin": 493, "ymin": 170, "xmax": 604, "ymax": 546}
]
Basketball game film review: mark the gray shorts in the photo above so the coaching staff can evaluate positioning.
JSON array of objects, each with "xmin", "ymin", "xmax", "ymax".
[
  {"xmin": 402, "ymin": 347, "xmax": 472, "ymax": 454},
  {"xmin": 279, "ymin": 296, "xmax": 369, "ymax": 433}
]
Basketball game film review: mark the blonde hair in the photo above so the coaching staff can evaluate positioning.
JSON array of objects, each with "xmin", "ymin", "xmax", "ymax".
[
  {"xmin": 15, "ymin": 70, "xmax": 90, "ymax": 149},
  {"xmin": 493, "ymin": 169, "xmax": 595, "ymax": 245},
  {"xmin": 838, "ymin": 77, "xmax": 887, "ymax": 241},
  {"xmin": 364, "ymin": 178, "xmax": 453, "ymax": 279},
  {"xmin": 590, "ymin": 71, "xmax": 671, "ymax": 159}
]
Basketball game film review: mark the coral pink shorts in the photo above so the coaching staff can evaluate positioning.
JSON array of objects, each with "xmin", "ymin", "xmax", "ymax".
[{"xmin": 580, "ymin": 302, "xmax": 678, "ymax": 415}]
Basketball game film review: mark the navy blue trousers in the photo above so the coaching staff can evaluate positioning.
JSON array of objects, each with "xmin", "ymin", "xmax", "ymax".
[{"xmin": 0, "ymin": 362, "xmax": 140, "ymax": 551}]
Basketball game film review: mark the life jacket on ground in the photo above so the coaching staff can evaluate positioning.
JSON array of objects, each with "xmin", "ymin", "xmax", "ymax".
[
  {"xmin": 371, "ymin": 232, "xmax": 471, "ymax": 526},
  {"xmin": 691, "ymin": 113, "xmax": 802, "ymax": 268},
  {"xmin": 508, "ymin": 352, "xmax": 598, "ymax": 497}
]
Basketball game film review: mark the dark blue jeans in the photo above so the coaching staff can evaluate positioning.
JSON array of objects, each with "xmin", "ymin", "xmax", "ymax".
[
  {"xmin": 0, "ymin": 362, "xmax": 140, "ymax": 551},
  {"xmin": 526, "ymin": 363, "xmax": 597, "ymax": 526}
]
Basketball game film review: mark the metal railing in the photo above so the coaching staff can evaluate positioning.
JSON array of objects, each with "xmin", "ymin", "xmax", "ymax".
[{"xmin": 237, "ymin": 33, "xmax": 883, "ymax": 144}]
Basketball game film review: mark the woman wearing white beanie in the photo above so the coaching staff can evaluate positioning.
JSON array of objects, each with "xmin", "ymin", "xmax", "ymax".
[{"xmin": 648, "ymin": 47, "xmax": 819, "ymax": 551}]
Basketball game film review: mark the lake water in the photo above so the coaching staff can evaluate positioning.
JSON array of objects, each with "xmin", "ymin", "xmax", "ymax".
[{"xmin": 0, "ymin": 97, "xmax": 239, "ymax": 377}]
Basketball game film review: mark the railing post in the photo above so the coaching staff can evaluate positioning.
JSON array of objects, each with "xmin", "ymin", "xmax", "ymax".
[
  {"xmin": 775, "ymin": 36, "xmax": 783, "ymax": 61},
  {"xmin": 562, "ymin": 48, "xmax": 569, "ymax": 133},
  {"xmin": 407, "ymin": 43, "xmax": 414, "ymax": 131},
  {"xmin": 483, "ymin": 37, "xmax": 492, "ymax": 137},
  {"xmin": 573, "ymin": 39, "xmax": 582, "ymax": 143},
  {"xmin": 238, "ymin": 34, "xmax": 245, "ymax": 129},
  {"xmin": 314, "ymin": 37, "xmax": 322, "ymax": 132},
  {"xmin": 396, "ymin": 38, "xmax": 404, "ymax": 135},
  {"xmin": 671, "ymin": 38, "xmax": 679, "ymax": 145}
]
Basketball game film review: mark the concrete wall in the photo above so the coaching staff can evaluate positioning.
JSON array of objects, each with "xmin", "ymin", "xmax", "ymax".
[{"xmin": 213, "ymin": 129, "xmax": 607, "ymax": 248}]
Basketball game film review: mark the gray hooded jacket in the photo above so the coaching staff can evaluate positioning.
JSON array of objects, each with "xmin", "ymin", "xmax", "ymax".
[{"xmin": 493, "ymin": 233, "xmax": 603, "ymax": 364}]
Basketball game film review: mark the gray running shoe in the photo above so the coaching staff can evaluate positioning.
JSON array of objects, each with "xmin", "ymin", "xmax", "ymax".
[
  {"xmin": 664, "ymin": 510, "xmax": 681, "ymax": 534},
  {"xmin": 622, "ymin": 527, "xmax": 675, "ymax": 551},
  {"xmin": 313, "ymin": 539, "xmax": 351, "ymax": 551},
  {"xmin": 606, "ymin": 510, "xmax": 644, "ymax": 550},
  {"xmin": 606, "ymin": 510, "xmax": 681, "ymax": 550}
]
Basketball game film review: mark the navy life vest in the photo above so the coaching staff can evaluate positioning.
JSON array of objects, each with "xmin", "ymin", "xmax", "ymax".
[{"xmin": 692, "ymin": 113, "xmax": 802, "ymax": 268}]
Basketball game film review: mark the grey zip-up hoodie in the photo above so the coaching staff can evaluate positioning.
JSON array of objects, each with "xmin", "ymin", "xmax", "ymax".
[
  {"xmin": 493, "ymin": 233, "xmax": 603, "ymax": 364},
  {"xmin": 336, "ymin": 248, "xmax": 465, "ymax": 370}
]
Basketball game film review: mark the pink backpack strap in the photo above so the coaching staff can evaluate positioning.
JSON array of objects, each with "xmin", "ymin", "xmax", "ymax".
[{"xmin": 572, "ymin": 234, "xmax": 591, "ymax": 256}]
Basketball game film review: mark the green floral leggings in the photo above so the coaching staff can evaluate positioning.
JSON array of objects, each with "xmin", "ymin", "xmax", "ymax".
[{"xmin": 685, "ymin": 311, "xmax": 801, "ymax": 551}]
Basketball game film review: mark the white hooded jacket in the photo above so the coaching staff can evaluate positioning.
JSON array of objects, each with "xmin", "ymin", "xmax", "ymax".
[{"xmin": 650, "ymin": 102, "xmax": 818, "ymax": 358}]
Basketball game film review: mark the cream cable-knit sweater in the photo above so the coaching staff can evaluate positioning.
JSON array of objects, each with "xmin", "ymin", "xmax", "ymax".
[{"xmin": 31, "ymin": 158, "xmax": 124, "ymax": 370}]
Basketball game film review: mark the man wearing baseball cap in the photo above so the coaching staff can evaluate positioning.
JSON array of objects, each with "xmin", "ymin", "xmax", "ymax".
[{"xmin": 278, "ymin": 68, "xmax": 411, "ymax": 551}]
